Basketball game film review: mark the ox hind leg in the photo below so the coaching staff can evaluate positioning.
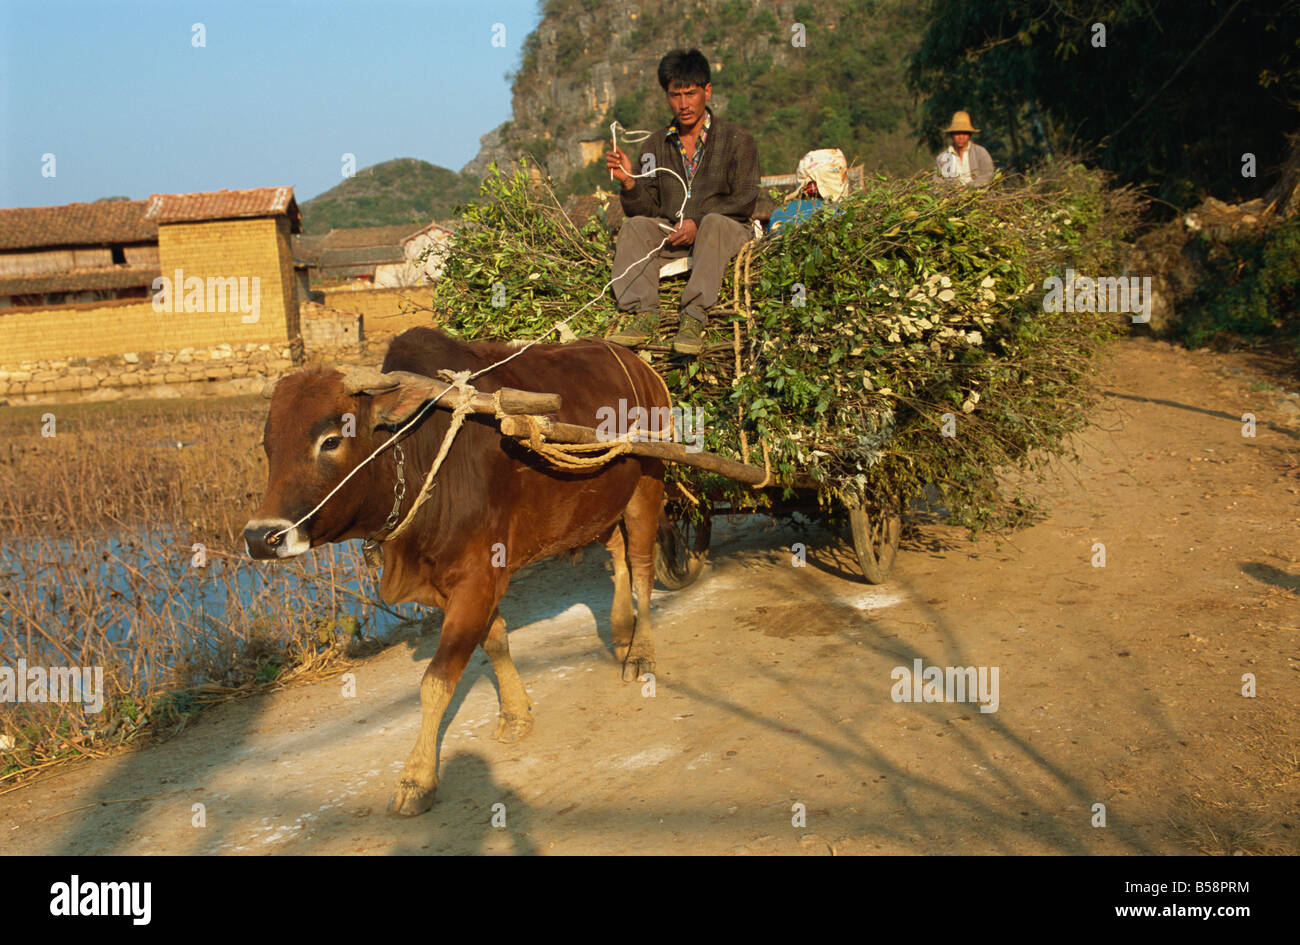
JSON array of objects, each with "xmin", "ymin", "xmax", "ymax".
[
  {"xmin": 604, "ymin": 524, "xmax": 637, "ymax": 671},
  {"xmin": 618, "ymin": 470, "xmax": 666, "ymax": 682},
  {"xmin": 389, "ymin": 591, "xmax": 496, "ymax": 817},
  {"xmin": 482, "ymin": 609, "xmax": 534, "ymax": 744}
]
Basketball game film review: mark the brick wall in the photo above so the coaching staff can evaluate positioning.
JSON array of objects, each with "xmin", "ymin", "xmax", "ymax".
[
  {"xmin": 0, "ymin": 298, "xmax": 160, "ymax": 363},
  {"xmin": 157, "ymin": 216, "xmax": 298, "ymax": 344},
  {"xmin": 319, "ymin": 285, "xmax": 438, "ymax": 337},
  {"xmin": 300, "ymin": 302, "xmax": 362, "ymax": 351}
]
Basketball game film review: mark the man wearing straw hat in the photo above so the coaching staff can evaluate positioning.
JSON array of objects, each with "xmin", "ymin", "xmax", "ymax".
[{"xmin": 935, "ymin": 111, "xmax": 995, "ymax": 187}]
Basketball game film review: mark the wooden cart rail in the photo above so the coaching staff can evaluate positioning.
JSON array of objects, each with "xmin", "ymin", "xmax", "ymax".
[
  {"xmin": 497, "ymin": 414, "xmax": 775, "ymax": 486},
  {"xmin": 414, "ymin": 378, "xmax": 901, "ymax": 587}
]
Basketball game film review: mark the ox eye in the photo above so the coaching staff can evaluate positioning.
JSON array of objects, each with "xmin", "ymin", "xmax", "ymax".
[{"xmin": 320, "ymin": 435, "xmax": 343, "ymax": 452}]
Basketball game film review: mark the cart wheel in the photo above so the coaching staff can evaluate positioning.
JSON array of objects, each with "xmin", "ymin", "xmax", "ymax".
[
  {"xmin": 848, "ymin": 499, "xmax": 901, "ymax": 584},
  {"xmin": 655, "ymin": 503, "xmax": 712, "ymax": 590}
]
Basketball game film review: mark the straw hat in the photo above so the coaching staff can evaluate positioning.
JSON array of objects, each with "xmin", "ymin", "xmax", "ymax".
[{"xmin": 943, "ymin": 111, "xmax": 980, "ymax": 134}]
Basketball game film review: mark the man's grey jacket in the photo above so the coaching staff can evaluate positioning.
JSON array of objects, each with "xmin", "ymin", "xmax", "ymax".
[{"xmin": 620, "ymin": 108, "xmax": 760, "ymax": 226}]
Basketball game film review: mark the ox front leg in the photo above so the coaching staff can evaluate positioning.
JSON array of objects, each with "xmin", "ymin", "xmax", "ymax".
[
  {"xmin": 482, "ymin": 610, "xmax": 534, "ymax": 744},
  {"xmin": 604, "ymin": 525, "xmax": 637, "ymax": 673},
  {"xmin": 621, "ymin": 474, "xmax": 665, "ymax": 682},
  {"xmin": 388, "ymin": 596, "xmax": 491, "ymax": 817}
]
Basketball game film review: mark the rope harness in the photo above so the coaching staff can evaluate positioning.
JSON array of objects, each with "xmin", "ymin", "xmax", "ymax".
[{"xmin": 729, "ymin": 240, "xmax": 772, "ymax": 489}]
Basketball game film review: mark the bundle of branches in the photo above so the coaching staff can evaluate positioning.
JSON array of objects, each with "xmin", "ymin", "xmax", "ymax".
[{"xmin": 426, "ymin": 162, "xmax": 1140, "ymax": 530}]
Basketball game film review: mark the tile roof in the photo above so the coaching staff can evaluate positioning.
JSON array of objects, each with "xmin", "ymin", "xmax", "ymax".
[
  {"xmin": 292, "ymin": 234, "xmax": 327, "ymax": 266},
  {"xmin": 144, "ymin": 186, "xmax": 301, "ymax": 231},
  {"xmin": 318, "ymin": 246, "xmax": 406, "ymax": 268},
  {"xmin": 292, "ymin": 224, "xmax": 442, "ymax": 267},
  {"xmin": 0, "ymin": 200, "xmax": 156, "ymax": 252},
  {"xmin": 0, "ymin": 266, "xmax": 159, "ymax": 296},
  {"xmin": 402, "ymin": 221, "xmax": 456, "ymax": 243}
]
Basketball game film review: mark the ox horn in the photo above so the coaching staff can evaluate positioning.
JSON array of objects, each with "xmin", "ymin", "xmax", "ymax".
[
  {"xmin": 342, "ymin": 367, "xmax": 401, "ymax": 395},
  {"xmin": 260, "ymin": 378, "xmax": 278, "ymax": 399}
]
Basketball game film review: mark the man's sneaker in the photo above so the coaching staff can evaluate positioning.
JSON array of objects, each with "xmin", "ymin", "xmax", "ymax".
[
  {"xmin": 672, "ymin": 315, "xmax": 706, "ymax": 355},
  {"xmin": 607, "ymin": 311, "xmax": 659, "ymax": 346}
]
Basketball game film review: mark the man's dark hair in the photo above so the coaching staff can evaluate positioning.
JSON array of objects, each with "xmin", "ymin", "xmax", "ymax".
[{"xmin": 657, "ymin": 49, "xmax": 710, "ymax": 91}]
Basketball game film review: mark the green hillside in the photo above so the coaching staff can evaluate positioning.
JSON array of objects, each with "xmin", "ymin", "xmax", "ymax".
[{"xmin": 299, "ymin": 158, "xmax": 480, "ymax": 234}]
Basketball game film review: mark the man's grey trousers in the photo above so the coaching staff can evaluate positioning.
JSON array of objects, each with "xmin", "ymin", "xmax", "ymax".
[{"xmin": 611, "ymin": 213, "xmax": 754, "ymax": 326}]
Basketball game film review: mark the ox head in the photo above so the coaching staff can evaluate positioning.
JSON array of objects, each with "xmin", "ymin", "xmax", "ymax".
[{"xmin": 243, "ymin": 367, "xmax": 448, "ymax": 560}]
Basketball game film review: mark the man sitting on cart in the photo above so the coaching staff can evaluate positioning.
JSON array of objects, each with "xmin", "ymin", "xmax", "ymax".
[{"xmin": 605, "ymin": 48, "xmax": 760, "ymax": 356}]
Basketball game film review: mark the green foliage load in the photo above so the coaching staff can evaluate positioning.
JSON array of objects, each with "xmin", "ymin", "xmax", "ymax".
[{"xmin": 427, "ymin": 162, "xmax": 1138, "ymax": 530}]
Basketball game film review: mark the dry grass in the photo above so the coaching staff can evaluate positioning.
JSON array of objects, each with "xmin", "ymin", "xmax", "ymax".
[
  {"xmin": 0, "ymin": 395, "xmax": 410, "ymax": 784},
  {"xmin": 1165, "ymin": 707, "xmax": 1300, "ymax": 855}
]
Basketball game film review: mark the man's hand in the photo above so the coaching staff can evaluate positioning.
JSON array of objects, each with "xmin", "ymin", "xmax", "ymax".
[
  {"xmin": 666, "ymin": 218, "xmax": 697, "ymax": 247},
  {"xmin": 606, "ymin": 146, "xmax": 635, "ymax": 189}
]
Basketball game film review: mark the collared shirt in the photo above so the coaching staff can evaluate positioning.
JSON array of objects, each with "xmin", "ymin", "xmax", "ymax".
[
  {"xmin": 668, "ymin": 109, "xmax": 711, "ymax": 186},
  {"xmin": 939, "ymin": 144, "xmax": 973, "ymax": 184}
]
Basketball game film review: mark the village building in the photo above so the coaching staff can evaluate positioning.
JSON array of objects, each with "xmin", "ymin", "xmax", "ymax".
[
  {"xmin": 0, "ymin": 187, "xmax": 302, "ymax": 367},
  {"xmin": 0, "ymin": 199, "xmax": 160, "ymax": 309},
  {"xmin": 1, "ymin": 188, "xmax": 454, "ymax": 402},
  {"xmin": 292, "ymin": 221, "xmax": 455, "ymax": 288}
]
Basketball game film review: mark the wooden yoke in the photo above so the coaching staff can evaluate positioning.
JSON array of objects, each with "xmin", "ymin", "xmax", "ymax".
[
  {"xmin": 497, "ymin": 414, "xmax": 772, "ymax": 485},
  {"xmin": 357, "ymin": 370, "xmax": 562, "ymax": 417}
]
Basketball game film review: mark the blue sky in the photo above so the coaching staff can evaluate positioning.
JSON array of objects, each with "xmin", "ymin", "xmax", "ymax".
[{"xmin": 0, "ymin": 0, "xmax": 543, "ymax": 208}]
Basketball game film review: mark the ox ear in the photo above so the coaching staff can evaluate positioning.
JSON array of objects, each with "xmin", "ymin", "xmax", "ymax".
[
  {"xmin": 370, "ymin": 383, "xmax": 438, "ymax": 428},
  {"xmin": 343, "ymin": 369, "xmax": 440, "ymax": 429}
]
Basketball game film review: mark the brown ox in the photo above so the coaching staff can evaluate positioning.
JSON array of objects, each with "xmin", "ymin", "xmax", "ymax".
[{"xmin": 244, "ymin": 327, "xmax": 666, "ymax": 815}]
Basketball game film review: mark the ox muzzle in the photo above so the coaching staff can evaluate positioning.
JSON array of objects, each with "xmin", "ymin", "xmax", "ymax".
[{"xmin": 243, "ymin": 518, "xmax": 312, "ymax": 559}]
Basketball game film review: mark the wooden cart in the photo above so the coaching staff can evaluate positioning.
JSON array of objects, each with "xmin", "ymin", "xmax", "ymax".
[
  {"xmin": 492, "ymin": 407, "xmax": 902, "ymax": 591},
  {"xmin": 419, "ymin": 376, "xmax": 904, "ymax": 593},
  {"xmin": 653, "ymin": 489, "xmax": 901, "ymax": 591}
]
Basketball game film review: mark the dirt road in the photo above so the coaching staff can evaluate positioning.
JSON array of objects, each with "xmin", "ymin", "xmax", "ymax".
[{"xmin": 3, "ymin": 337, "xmax": 1297, "ymax": 855}]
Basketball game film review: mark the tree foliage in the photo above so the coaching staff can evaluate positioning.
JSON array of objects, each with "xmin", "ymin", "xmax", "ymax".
[{"xmin": 909, "ymin": 0, "xmax": 1300, "ymax": 209}]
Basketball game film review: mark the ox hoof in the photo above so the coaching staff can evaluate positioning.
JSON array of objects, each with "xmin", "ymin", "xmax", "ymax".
[
  {"xmin": 622, "ymin": 656, "xmax": 655, "ymax": 683},
  {"xmin": 492, "ymin": 713, "xmax": 535, "ymax": 744},
  {"xmin": 387, "ymin": 779, "xmax": 436, "ymax": 817}
]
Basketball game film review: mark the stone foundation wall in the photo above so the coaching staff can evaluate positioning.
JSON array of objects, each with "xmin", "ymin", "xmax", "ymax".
[
  {"xmin": 0, "ymin": 342, "xmax": 301, "ymax": 404},
  {"xmin": 300, "ymin": 301, "xmax": 363, "ymax": 351},
  {"xmin": 0, "ymin": 300, "xmax": 385, "ymax": 405}
]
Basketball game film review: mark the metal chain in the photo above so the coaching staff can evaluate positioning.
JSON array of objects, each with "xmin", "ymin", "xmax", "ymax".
[
  {"xmin": 379, "ymin": 442, "xmax": 407, "ymax": 535},
  {"xmin": 362, "ymin": 442, "xmax": 405, "ymax": 568}
]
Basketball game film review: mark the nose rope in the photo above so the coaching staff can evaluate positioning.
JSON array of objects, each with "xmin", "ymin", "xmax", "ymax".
[{"xmin": 262, "ymin": 161, "xmax": 692, "ymax": 550}]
